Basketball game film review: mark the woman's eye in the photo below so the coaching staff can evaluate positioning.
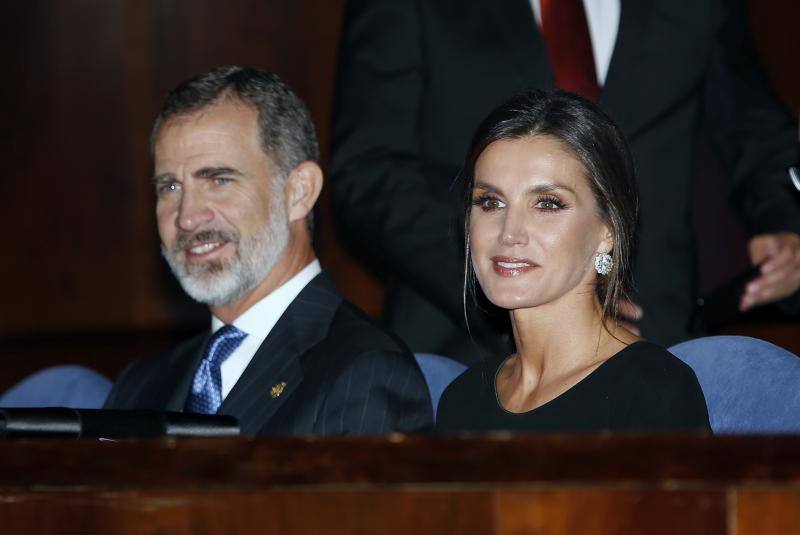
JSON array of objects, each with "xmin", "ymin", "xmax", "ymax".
[
  {"xmin": 473, "ymin": 195, "xmax": 505, "ymax": 211},
  {"xmin": 535, "ymin": 196, "xmax": 564, "ymax": 211}
]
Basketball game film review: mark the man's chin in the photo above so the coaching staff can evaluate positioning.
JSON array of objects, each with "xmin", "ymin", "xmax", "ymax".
[
  {"xmin": 183, "ymin": 286, "xmax": 240, "ymax": 308},
  {"xmin": 175, "ymin": 271, "xmax": 244, "ymax": 307}
]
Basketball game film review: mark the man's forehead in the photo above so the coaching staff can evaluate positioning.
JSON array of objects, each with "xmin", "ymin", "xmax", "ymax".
[
  {"xmin": 154, "ymin": 104, "xmax": 265, "ymax": 165},
  {"xmin": 159, "ymin": 97, "xmax": 258, "ymax": 138}
]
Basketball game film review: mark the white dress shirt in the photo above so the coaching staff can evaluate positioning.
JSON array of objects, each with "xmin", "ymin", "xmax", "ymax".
[
  {"xmin": 212, "ymin": 259, "xmax": 322, "ymax": 398},
  {"xmin": 530, "ymin": 0, "xmax": 621, "ymax": 85}
]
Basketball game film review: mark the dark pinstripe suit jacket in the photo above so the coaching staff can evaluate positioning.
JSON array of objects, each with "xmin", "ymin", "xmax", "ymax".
[{"xmin": 104, "ymin": 272, "xmax": 433, "ymax": 436}]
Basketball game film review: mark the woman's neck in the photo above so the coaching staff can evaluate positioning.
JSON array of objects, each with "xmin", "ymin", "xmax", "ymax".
[{"xmin": 506, "ymin": 291, "xmax": 634, "ymax": 398}]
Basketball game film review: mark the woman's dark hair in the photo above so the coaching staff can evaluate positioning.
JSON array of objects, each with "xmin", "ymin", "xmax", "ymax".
[{"xmin": 459, "ymin": 89, "xmax": 639, "ymax": 324}]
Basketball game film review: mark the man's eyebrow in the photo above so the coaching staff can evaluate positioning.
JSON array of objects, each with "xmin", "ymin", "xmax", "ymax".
[
  {"xmin": 150, "ymin": 173, "xmax": 173, "ymax": 186},
  {"xmin": 194, "ymin": 166, "xmax": 243, "ymax": 179}
]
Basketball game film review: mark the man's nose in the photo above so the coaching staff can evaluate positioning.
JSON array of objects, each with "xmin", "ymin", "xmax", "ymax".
[{"xmin": 176, "ymin": 189, "xmax": 213, "ymax": 232}]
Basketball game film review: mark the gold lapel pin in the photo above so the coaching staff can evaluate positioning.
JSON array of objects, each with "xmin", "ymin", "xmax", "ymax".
[{"xmin": 270, "ymin": 381, "xmax": 287, "ymax": 399}]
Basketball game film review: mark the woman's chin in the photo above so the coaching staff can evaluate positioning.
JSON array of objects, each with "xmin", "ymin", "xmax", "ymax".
[{"xmin": 484, "ymin": 291, "xmax": 540, "ymax": 311}]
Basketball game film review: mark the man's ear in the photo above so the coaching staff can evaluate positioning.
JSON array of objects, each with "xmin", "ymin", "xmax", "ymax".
[{"xmin": 286, "ymin": 161, "xmax": 323, "ymax": 223}]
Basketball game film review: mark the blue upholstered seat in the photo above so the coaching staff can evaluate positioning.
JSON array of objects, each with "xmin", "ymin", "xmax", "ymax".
[
  {"xmin": 0, "ymin": 365, "xmax": 112, "ymax": 409},
  {"xmin": 414, "ymin": 353, "xmax": 467, "ymax": 420},
  {"xmin": 669, "ymin": 336, "xmax": 800, "ymax": 434}
]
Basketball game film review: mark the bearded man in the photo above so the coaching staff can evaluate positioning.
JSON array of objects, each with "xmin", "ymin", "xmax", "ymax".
[{"xmin": 104, "ymin": 66, "xmax": 433, "ymax": 436}]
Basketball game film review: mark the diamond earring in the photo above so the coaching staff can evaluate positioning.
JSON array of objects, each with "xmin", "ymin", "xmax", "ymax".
[{"xmin": 594, "ymin": 253, "xmax": 613, "ymax": 275}]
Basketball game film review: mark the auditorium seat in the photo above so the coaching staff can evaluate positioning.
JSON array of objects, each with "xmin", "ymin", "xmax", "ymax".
[
  {"xmin": 669, "ymin": 335, "xmax": 800, "ymax": 434},
  {"xmin": 0, "ymin": 365, "xmax": 112, "ymax": 409},
  {"xmin": 413, "ymin": 353, "xmax": 467, "ymax": 420}
]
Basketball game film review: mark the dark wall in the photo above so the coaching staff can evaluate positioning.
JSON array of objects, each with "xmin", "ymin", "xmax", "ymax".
[
  {"xmin": 0, "ymin": 0, "xmax": 383, "ymax": 341},
  {"xmin": 750, "ymin": 1, "xmax": 800, "ymax": 112},
  {"xmin": 0, "ymin": 1, "xmax": 797, "ymax": 354}
]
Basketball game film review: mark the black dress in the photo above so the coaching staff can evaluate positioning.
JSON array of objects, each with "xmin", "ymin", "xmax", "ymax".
[{"xmin": 436, "ymin": 341, "xmax": 711, "ymax": 433}]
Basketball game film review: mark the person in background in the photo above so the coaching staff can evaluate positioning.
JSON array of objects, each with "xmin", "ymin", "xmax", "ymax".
[
  {"xmin": 330, "ymin": 0, "xmax": 800, "ymax": 364},
  {"xmin": 104, "ymin": 66, "xmax": 433, "ymax": 436},
  {"xmin": 436, "ymin": 90, "xmax": 710, "ymax": 432}
]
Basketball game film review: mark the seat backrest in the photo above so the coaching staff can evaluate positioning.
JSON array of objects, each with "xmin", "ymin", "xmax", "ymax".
[
  {"xmin": 413, "ymin": 353, "xmax": 467, "ymax": 420},
  {"xmin": 668, "ymin": 336, "xmax": 800, "ymax": 434},
  {"xmin": 0, "ymin": 365, "xmax": 112, "ymax": 409}
]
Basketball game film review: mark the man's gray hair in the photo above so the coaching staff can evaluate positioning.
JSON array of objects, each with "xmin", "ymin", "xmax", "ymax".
[{"xmin": 150, "ymin": 66, "xmax": 320, "ymax": 182}]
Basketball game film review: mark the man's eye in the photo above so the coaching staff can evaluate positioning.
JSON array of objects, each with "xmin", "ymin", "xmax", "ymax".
[
  {"xmin": 156, "ymin": 181, "xmax": 180, "ymax": 195},
  {"xmin": 213, "ymin": 177, "xmax": 233, "ymax": 186},
  {"xmin": 472, "ymin": 195, "xmax": 505, "ymax": 211}
]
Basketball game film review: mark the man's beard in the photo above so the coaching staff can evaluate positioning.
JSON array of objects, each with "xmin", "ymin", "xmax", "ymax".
[{"xmin": 161, "ymin": 200, "xmax": 289, "ymax": 308}]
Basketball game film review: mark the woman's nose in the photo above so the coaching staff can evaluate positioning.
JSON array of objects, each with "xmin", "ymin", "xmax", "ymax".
[{"xmin": 499, "ymin": 209, "xmax": 529, "ymax": 247}]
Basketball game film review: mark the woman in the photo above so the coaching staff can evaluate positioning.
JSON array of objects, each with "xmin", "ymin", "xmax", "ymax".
[{"xmin": 436, "ymin": 90, "xmax": 710, "ymax": 432}]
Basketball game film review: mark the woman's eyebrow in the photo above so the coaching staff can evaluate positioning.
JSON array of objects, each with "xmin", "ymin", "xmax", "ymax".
[
  {"xmin": 474, "ymin": 181, "xmax": 576, "ymax": 195},
  {"xmin": 526, "ymin": 181, "xmax": 576, "ymax": 195},
  {"xmin": 474, "ymin": 181, "xmax": 503, "ymax": 195}
]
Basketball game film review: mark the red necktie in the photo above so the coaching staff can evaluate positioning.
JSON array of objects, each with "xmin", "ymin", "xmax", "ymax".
[{"xmin": 540, "ymin": 0, "xmax": 600, "ymax": 101}]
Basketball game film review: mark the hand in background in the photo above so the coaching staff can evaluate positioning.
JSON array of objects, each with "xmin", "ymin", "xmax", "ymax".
[
  {"xmin": 617, "ymin": 299, "xmax": 644, "ymax": 336},
  {"xmin": 740, "ymin": 232, "xmax": 800, "ymax": 311}
]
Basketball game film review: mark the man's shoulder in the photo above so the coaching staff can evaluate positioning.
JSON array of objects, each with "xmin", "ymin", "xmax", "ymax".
[
  {"xmin": 327, "ymin": 299, "xmax": 411, "ymax": 355},
  {"xmin": 298, "ymin": 295, "xmax": 424, "ymax": 388},
  {"xmin": 288, "ymin": 293, "xmax": 433, "ymax": 435},
  {"xmin": 296, "ymin": 272, "xmax": 412, "ymax": 358}
]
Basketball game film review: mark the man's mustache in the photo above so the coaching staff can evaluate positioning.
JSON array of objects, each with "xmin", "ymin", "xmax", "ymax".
[{"xmin": 172, "ymin": 229, "xmax": 239, "ymax": 252}]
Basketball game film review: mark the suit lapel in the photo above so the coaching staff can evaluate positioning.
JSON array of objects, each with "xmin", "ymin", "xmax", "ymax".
[
  {"xmin": 600, "ymin": 0, "xmax": 655, "ymax": 135},
  {"xmin": 218, "ymin": 272, "xmax": 342, "ymax": 435},
  {"xmin": 483, "ymin": 0, "xmax": 554, "ymax": 89}
]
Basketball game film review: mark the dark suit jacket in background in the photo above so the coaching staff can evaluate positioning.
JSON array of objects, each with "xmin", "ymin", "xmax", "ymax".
[
  {"xmin": 104, "ymin": 273, "xmax": 433, "ymax": 436},
  {"xmin": 330, "ymin": 0, "xmax": 800, "ymax": 363}
]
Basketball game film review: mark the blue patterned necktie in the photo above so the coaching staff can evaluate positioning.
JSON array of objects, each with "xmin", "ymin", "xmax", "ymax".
[{"xmin": 185, "ymin": 325, "xmax": 248, "ymax": 414}]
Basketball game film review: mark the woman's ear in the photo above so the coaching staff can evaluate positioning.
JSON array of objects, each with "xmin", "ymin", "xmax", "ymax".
[
  {"xmin": 598, "ymin": 225, "xmax": 614, "ymax": 255},
  {"xmin": 286, "ymin": 161, "xmax": 323, "ymax": 223}
]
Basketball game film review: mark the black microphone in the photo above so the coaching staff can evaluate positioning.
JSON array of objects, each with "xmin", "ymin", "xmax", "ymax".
[{"xmin": 0, "ymin": 408, "xmax": 240, "ymax": 438}]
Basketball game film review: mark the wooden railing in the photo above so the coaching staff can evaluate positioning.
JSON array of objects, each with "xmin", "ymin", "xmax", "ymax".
[{"xmin": 3, "ymin": 434, "xmax": 799, "ymax": 534}]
